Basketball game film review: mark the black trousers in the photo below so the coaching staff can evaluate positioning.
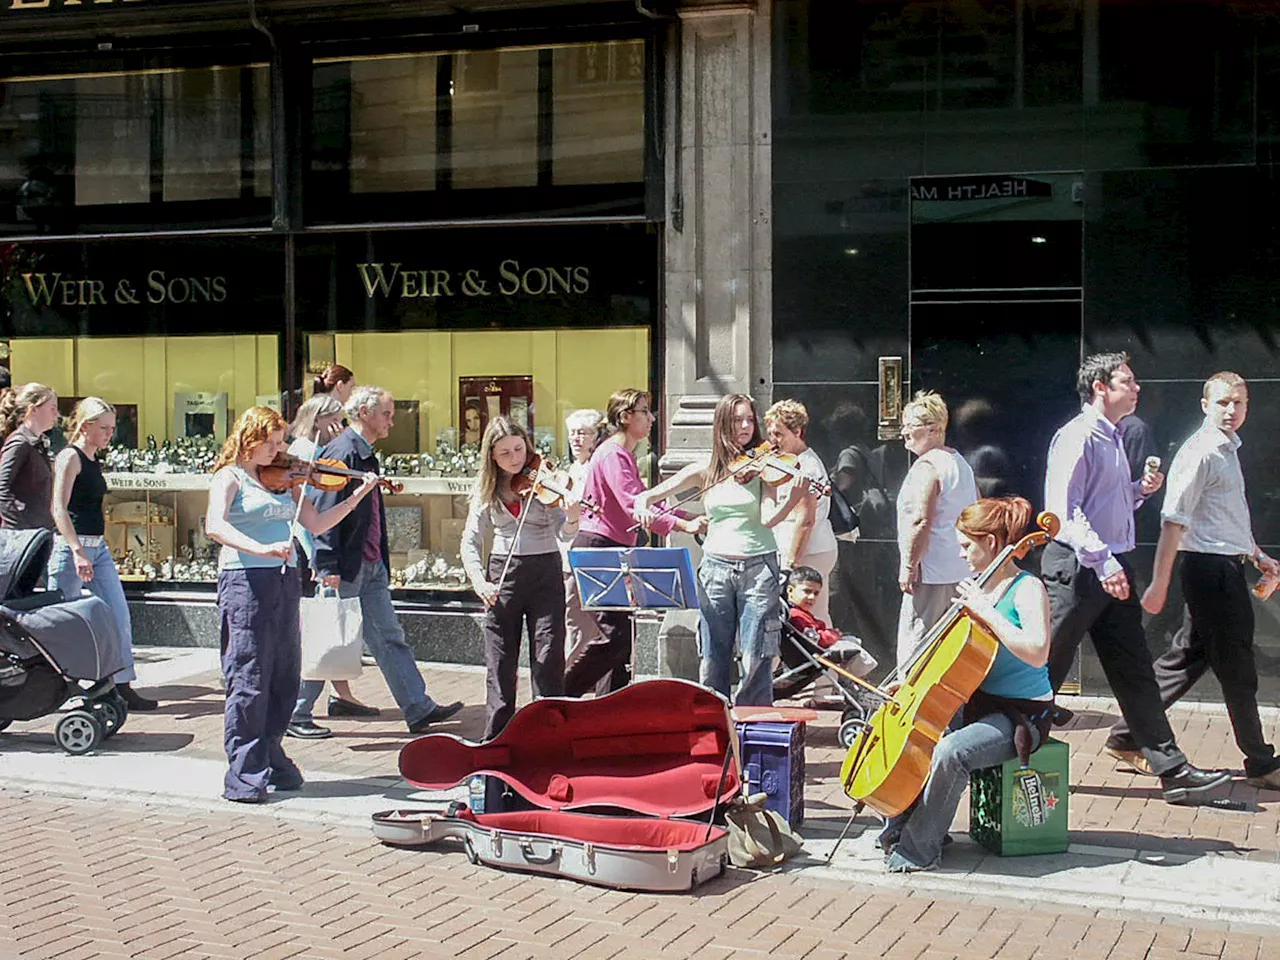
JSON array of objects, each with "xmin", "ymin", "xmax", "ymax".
[
  {"xmin": 1111, "ymin": 553, "xmax": 1279, "ymax": 778},
  {"xmin": 482, "ymin": 552, "xmax": 565, "ymax": 741},
  {"xmin": 1042, "ymin": 542, "xmax": 1187, "ymax": 776},
  {"xmin": 563, "ymin": 531, "xmax": 635, "ymax": 697}
]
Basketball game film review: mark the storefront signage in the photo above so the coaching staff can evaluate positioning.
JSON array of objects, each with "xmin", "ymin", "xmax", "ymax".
[
  {"xmin": 19, "ymin": 271, "xmax": 227, "ymax": 307},
  {"xmin": 356, "ymin": 260, "xmax": 591, "ymax": 300},
  {"xmin": 9, "ymin": 0, "xmax": 145, "ymax": 9},
  {"xmin": 910, "ymin": 177, "xmax": 1053, "ymax": 202}
]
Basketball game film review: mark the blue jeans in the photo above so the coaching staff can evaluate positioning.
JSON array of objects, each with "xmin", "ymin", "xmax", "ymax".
[
  {"xmin": 292, "ymin": 560, "xmax": 437, "ymax": 727},
  {"xmin": 697, "ymin": 552, "xmax": 781, "ymax": 706},
  {"xmin": 882, "ymin": 711, "xmax": 1038, "ymax": 869},
  {"xmin": 48, "ymin": 538, "xmax": 136, "ymax": 684}
]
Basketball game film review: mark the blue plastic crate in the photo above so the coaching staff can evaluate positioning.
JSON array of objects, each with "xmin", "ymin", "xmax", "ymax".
[{"xmin": 735, "ymin": 721, "xmax": 805, "ymax": 829}]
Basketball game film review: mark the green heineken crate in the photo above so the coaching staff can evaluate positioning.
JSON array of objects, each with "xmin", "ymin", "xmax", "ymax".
[{"xmin": 969, "ymin": 737, "xmax": 1069, "ymax": 856}]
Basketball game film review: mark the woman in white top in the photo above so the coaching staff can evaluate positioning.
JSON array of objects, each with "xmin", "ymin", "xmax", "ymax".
[
  {"xmin": 560, "ymin": 408, "xmax": 606, "ymax": 689},
  {"xmin": 287, "ymin": 393, "xmax": 378, "ymax": 732},
  {"xmin": 764, "ymin": 399, "xmax": 839, "ymax": 624},
  {"xmin": 895, "ymin": 391, "xmax": 978, "ymax": 669}
]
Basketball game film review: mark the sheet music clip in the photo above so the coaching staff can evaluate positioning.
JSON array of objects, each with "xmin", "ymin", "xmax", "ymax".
[{"xmin": 569, "ymin": 547, "xmax": 698, "ymax": 611}]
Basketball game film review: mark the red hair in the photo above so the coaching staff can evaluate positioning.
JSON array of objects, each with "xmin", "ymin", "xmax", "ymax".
[
  {"xmin": 214, "ymin": 406, "xmax": 288, "ymax": 471},
  {"xmin": 957, "ymin": 497, "xmax": 1033, "ymax": 550}
]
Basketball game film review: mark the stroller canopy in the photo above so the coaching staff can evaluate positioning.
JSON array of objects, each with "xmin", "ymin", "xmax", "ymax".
[{"xmin": 0, "ymin": 528, "xmax": 53, "ymax": 601}]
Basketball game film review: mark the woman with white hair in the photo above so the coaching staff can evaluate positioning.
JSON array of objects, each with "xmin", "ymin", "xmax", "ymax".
[
  {"xmin": 895, "ymin": 390, "xmax": 978, "ymax": 670},
  {"xmin": 48, "ymin": 398, "xmax": 157, "ymax": 710},
  {"xmin": 561, "ymin": 408, "xmax": 604, "ymax": 676}
]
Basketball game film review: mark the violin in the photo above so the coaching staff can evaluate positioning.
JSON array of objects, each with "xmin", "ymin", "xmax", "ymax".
[
  {"xmin": 258, "ymin": 453, "xmax": 405, "ymax": 495},
  {"xmin": 730, "ymin": 442, "xmax": 831, "ymax": 496},
  {"xmin": 838, "ymin": 511, "xmax": 1059, "ymax": 818},
  {"xmin": 510, "ymin": 454, "xmax": 600, "ymax": 516}
]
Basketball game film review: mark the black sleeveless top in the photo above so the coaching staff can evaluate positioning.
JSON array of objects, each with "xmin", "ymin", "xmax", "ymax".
[{"xmin": 68, "ymin": 448, "xmax": 107, "ymax": 536}]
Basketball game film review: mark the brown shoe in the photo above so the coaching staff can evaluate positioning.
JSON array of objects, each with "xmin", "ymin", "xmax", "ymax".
[
  {"xmin": 1246, "ymin": 768, "xmax": 1280, "ymax": 790},
  {"xmin": 1105, "ymin": 746, "xmax": 1155, "ymax": 776}
]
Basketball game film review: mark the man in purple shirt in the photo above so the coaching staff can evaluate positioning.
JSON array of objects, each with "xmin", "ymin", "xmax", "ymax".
[{"xmin": 1043, "ymin": 352, "xmax": 1229, "ymax": 803}]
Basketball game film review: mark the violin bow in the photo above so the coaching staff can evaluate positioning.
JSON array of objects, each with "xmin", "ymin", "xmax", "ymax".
[
  {"xmin": 282, "ymin": 425, "xmax": 323, "ymax": 576},
  {"xmin": 491, "ymin": 456, "xmax": 544, "ymax": 599}
]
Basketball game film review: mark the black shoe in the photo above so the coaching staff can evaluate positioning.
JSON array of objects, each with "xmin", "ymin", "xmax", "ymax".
[
  {"xmin": 269, "ymin": 777, "xmax": 305, "ymax": 792},
  {"xmin": 407, "ymin": 701, "xmax": 464, "ymax": 733},
  {"xmin": 328, "ymin": 697, "xmax": 380, "ymax": 718},
  {"xmin": 285, "ymin": 721, "xmax": 332, "ymax": 740},
  {"xmin": 117, "ymin": 683, "xmax": 158, "ymax": 711},
  {"xmin": 1160, "ymin": 764, "xmax": 1232, "ymax": 803}
]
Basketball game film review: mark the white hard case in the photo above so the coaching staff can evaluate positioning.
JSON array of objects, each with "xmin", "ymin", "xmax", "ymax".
[{"xmin": 372, "ymin": 807, "xmax": 728, "ymax": 893}]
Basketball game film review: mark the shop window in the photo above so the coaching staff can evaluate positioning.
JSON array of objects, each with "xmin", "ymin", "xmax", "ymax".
[
  {"xmin": 308, "ymin": 39, "xmax": 648, "ymax": 223},
  {"xmin": 0, "ymin": 61, "xmax": 271, "ymax": 234}
]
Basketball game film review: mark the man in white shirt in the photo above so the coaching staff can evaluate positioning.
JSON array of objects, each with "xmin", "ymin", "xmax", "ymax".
[{"xmin": 1108, "ymin": 371, "xmax": 1280, "ymax": 790}]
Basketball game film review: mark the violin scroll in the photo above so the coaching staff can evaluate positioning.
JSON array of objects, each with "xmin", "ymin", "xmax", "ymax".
[{"xmin": 1011, "ymin": 511, "xmax": 1060, "ymax": 560}]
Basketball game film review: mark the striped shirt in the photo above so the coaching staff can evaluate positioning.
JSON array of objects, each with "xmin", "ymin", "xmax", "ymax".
[{"xmin": 1162, "ymin": 419, "xmax": 1255, "ymax": 557}]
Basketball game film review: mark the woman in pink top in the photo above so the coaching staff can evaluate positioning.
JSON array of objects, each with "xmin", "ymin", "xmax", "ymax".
[{"xmin": 563, "ymin": 388, "xmax": 706, "ymax": 696}]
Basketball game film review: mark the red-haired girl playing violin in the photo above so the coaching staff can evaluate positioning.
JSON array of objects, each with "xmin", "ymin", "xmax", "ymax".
[{"xmin": 206, "ymin": 406, "xmax": 378, "ymax": 804}]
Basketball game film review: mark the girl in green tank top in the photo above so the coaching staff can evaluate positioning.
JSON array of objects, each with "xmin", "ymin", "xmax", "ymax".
[{"xmin": 632, "ymin": 394, "xmax": 808, "ymax": 705}]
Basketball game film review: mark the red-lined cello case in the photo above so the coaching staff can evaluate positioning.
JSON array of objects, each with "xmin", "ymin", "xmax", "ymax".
[{"xmin": 372, "ymin": 679, "xmax": 741, "ymax": 892}]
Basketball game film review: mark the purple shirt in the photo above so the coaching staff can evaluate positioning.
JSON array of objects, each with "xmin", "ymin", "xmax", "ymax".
[
  {"xmin": 362, "ymin": 489, "xmax": 383, "ymax": 563},
  {"xmin": 1044, "ymin": 405, "xmax": 1146, "ymax": 580}
]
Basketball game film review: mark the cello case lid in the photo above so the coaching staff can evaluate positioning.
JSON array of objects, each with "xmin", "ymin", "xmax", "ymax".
[{"xmin": 398, "ymin": 679, "xmax": 741, "ymax": 818}]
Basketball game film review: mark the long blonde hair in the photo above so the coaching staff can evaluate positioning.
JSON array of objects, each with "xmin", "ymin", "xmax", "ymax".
[
  {"xmin": 66, "ymin": 397, "xmax": 115, "ymax": 445},
  {"xmin": 708, "ymin": 393, "xmax": 762, "ymax": 485},
  {"xmin": 471, "ymin": 416, "xmax": 533, "ymax": 510},
  {"xmin": 0, "ymin": 382, "xmax": 55, "ymax": 439},
  {"xmin": 290, "ymin": 393, "xmax": 345, "ymax": 446},
  {"xmin": 213, "ymin": 406, "xmax": 288, "ymax": 472}
]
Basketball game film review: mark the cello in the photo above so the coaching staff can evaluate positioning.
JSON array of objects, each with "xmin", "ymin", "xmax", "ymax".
[{"xmin": 838, "ymin": 511, "xmax": 1060, "ymax": 818}]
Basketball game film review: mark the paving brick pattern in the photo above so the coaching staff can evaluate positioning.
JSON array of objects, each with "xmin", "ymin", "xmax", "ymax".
[
  {"xmin": 3, "ymin": 661, "xmax": 1280, "ymax": 859},
  {"xmin": 2, "ymin": 789, "xmax": 1279, "ymax": 960}
]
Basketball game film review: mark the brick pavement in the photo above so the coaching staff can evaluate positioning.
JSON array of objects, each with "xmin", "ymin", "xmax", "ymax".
[
  {"xmin": 2, "ymin": 659, "xmax": 1277, "ymax": 860},
  {"xmin": 2, "ymin": 788, "xmax": 1279, "ymax": 960}
]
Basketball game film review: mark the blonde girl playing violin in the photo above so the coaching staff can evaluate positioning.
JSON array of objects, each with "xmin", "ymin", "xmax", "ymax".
[
  {"xmin": 461, "ymin": 416, "xmax": 580, "ymax": 740},
  {"xmin": 206, "ymin": 407, "xmax": 378, "ymax": 803},
  {"xmin": 633, "ymin": 393, "xmax": 806, "ymax": 706},
  {"xmin": 880, "ymin": 496, "xmax": 1053, "ymax": 873}
]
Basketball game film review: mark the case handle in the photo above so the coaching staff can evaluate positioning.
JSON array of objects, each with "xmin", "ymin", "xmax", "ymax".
[{"xmin": 519, "ymin": 839, "xmax": 561, "ymax": 865}]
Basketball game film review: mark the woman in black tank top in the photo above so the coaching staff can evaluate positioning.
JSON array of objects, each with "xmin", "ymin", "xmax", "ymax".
[{"xmin": 48, "ymin": 398, "xmax": 157, "ymax": 711}]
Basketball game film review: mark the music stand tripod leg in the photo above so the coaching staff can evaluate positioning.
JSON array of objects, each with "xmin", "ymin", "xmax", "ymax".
[{"xmin": 825, "ymin": 800, "xmax": 865, "ymax": 866}]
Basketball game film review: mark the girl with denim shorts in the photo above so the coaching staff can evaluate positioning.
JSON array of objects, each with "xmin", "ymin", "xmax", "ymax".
[
  {"xmin": 205, "ymin": 406, "xmax": 378, "ymax": 803},
  {"xmin": 632, "ymin": 394, "xmax": 806, "ymax": 706},
  {"xmin": 48, "ymin": 397, "xmax": 157, "ymax": 712}
]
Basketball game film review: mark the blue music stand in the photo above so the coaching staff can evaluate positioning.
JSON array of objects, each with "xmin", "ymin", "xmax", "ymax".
[{"xmin": 569, "ymin": 547, "xmax": 698, "ymax": 611}]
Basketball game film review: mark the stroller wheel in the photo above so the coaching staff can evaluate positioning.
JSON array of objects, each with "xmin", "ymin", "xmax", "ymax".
[
  {"xmin": 94, "ymin": 698, "xmax": 125, "ymax": 739},
  {"xmin": 55, "ymin": 710, "xmax": 103, "ymax": 756},
  {"xmin": 838, "ymin": 716, "xmax": 866, "ymax": 750}
]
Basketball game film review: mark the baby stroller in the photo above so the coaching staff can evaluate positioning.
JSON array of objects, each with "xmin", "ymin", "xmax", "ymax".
[
  {"xmin": 0, "ymin": 528, "xmax": 130, "ymax": 755},
  {"xmin": 773, "ymin": 600, "xmax": 881, "ymax": 749}
]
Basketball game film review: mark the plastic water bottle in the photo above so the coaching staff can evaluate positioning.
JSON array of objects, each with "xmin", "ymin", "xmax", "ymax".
[{"xmin": 468, "ymin": 775, "xmax": 486, "ymax": 814}]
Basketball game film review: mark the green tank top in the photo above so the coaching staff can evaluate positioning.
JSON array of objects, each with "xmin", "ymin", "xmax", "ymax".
[{"xmin": 701, "ymin": 476, "xmax": 777, "ymax": 559}]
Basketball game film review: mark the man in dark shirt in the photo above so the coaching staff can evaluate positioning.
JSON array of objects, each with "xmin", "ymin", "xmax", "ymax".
[{"xmin": 288, "ymin": 386, "xmax": 461, "ymax": 737}]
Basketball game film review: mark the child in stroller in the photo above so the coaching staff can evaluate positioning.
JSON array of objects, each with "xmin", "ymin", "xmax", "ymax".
[
  {"xmin": 774, "ymin": 566, "xmax": 880, "ymax": 748},
  {"xmin": 0, "ymin": 528, "xmax": 130, "ymax": 755}
]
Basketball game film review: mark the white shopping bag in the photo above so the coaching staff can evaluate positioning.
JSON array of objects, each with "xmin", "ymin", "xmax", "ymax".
[{"xmin": 299, "ymin": 588, "xmax": 364, "ymax": 681}]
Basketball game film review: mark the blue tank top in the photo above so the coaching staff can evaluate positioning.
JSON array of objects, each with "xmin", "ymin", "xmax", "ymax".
[
  {"xmin": 218, "ymin": 466, "xmax": 298, "ymax": 570},
  {"xmin": 979, "ymin": 571, "xmax": 1053, "ymax": 700}
]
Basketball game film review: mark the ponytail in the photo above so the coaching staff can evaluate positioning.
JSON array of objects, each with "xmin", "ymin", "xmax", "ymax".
[{"xmin": 312, "ymin": 363, "xmax": 354, "ymax": 397}]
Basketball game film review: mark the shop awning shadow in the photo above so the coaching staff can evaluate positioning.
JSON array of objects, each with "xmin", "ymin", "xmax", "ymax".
[
  {"xmin": 286, "ymin": 775, "xmax": 420, "ymax": 800},
  {"xmin": 1053, "ymin": 709, "xmax": 1119, "ymax": 732}
]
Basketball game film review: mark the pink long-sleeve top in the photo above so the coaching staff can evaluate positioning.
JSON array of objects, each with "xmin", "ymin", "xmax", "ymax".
[{"xmin": 578, "ymin": 440, "xmax": 683, "ymax": 545}]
